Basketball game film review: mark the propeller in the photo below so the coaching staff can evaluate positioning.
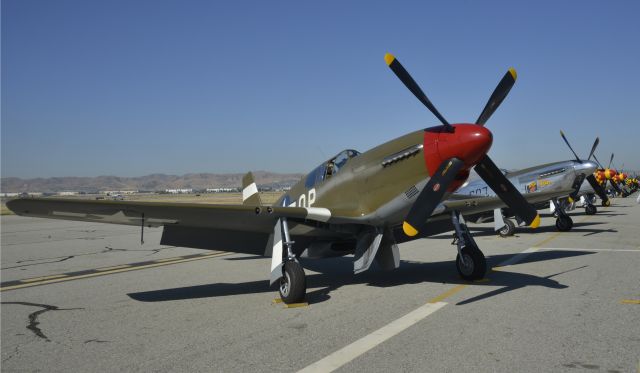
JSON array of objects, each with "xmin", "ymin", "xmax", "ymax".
[
  {"xmin": 476, "ymin": 68, "xmax": 517, "ymax": 126},
  {"xmin": 559, "ymin": 132, "xmax": 609, "ymax": 204},
  {"xmin": 385, "ymin": 54, "xmax": 451, "ymax": 130},
  {"xmin": 593, "ymin": 153, "xmax": 622, "ymax": 194},
  {"xmin": 608, "ymin": 153, "xmax": 614, "ymax": 169},
  {"xmin": 587, "ymin": 137, "xmax": 599, "ymax": 161},
  {"xmin": 385, "ymin": 53, "xmax": 540, "ymax": 237},
  {"xmin": 403, "ymin": 158, "xmax": 464, "ymax": 236},
  {"xmin": 560, "ymin": 131, "xmax": 582, "ymax": 162}
]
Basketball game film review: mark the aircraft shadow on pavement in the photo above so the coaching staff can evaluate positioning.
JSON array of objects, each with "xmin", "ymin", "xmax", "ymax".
[
  {"xmin": 128, "ymin": 250, "xmax": 593, "ymax": 305},
  {"xmin": 427, "ymin": 221, "xmax": 616, "ymax": 239}
]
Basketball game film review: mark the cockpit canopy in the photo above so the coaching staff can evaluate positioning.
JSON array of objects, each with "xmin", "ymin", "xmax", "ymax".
[{"xmin": 304, "ymin": 149, "xmax": 360, "ymax": 188}]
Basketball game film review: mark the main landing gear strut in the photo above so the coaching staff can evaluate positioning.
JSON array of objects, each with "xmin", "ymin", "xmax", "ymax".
[
  {"xmin": 451, "ymin": 211, "xmax": 486, "ymax": 280},
  {"xmin": 552, "ymin": 198, "xmax": 573, "ymax": 232},
  {"xmin": 277, "ymin": 217, "xmax": 307, "ymax": 304}
]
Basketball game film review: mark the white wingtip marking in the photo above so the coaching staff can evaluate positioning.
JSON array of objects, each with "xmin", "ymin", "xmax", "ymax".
[{"xmin": 305, "ymin": 207, "xmax": 331, "ymax": 222}]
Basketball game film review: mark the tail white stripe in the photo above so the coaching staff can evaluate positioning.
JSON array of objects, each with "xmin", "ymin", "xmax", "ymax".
[{"xmin": 242, "ymin": 182, "xmax": 259, "ymax": 202}]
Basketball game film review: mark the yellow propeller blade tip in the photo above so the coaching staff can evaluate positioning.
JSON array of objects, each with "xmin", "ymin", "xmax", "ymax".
[
  {"xmin": 530, "ymin": 214, "xmax": 541, "ymax": 229},
  {"xmin": 560, "ymin": 130, "xmax": 565, "ymax": 136},
  {"xmin": 384, "ymin": 53, "xmax": 396, "ymax": 66},
  {"xmin": 508, "ymin": 67, "xmax": 517, "ymax": 80},
  {"xmin": 402, "ymin": 221, "xmax": 418, "ymax": 237},
  {"xmin": 567, "ymin": 197, "xmax": 574, "ymax": 203}
]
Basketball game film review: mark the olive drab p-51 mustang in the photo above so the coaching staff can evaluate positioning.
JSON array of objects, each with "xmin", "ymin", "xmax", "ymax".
[{"xmin": 7, "ymin": 54, "xmax": 541, "ymax": 304}]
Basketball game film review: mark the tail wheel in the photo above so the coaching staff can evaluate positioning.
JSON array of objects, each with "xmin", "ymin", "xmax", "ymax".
[
  {"xmin": 456, "ymin": 245, "xmax": 486, "ymax": 280},
  {"xmin": 498, "ymin": 219, "xmax": 516, "ymax": 237},
  {"xmin": 279, "ymin": 261, "xmax": 306, "ymax": 304},
  {"xmin": 601, "ymin": 200, "xmax": 611, "ymax": 207}
]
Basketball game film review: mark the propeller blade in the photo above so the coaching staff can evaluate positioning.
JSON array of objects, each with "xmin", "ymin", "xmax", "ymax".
[
  {"xmin": 586, "ymin": 174, "xmax": 609, "ymax": 204},
  {"xmin": 385, "ymin": 53, "xmax": 450, "ymax": 128},
  {"xmin": 475, "ymin": 68, "xmax": 517, "ymax": 126},
  {"xmin": 587, "ymin": 137, "xmax": 600, "ymax": 160},
  {"xmin": 608, "ymin": 153, "xmax": 614, "ymax": 168},
  {"xmin": 474, "ymin": 155, "xmax": 540, "ymax": 227},
  {"xmin": 403, "ymin": 158, "xmax": 464, "ymax": 237},
  {"xmin": 609, "ymin": 178, "xmax": 622, "ymax": 194},
  {"xmin": 559, "ymin": 130, "xmax": 582, "ymax": 162},
  {"xmin": 592, "ymin": 154, "xmax": 604, "ymax": 169}
]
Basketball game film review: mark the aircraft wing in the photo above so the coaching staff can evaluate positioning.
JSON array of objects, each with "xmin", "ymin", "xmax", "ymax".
[{"xmin": 6, "ymin": 198, "xmax": 353, "ymax": 255}]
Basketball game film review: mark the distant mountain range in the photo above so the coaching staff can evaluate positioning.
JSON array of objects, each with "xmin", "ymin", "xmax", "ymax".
[{"xmin": 0, "ymin": 171, "xmax": 304, "ymax": 193}]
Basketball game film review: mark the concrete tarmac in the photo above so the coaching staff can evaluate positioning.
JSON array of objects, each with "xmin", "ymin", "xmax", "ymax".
[{"xmin": 1, "ymin": 195, "xmax": 639, "ymax": 372}]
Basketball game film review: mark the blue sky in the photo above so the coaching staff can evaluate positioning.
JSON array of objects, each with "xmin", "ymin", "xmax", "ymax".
[{"xmin": 2, "ymin": 0, "xmax": 639, "ymax": 178}]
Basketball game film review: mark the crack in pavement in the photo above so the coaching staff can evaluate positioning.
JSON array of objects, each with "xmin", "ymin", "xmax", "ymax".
[
  {"xmin": 3, "ymin": 255, "xmax": 76, "ymax": 270},
  {"xmin": 1, "ymin": 302, "xmax": 83, "ymax": 342},
  {"xmin": 2, "ymin": 345, "xmax": 20, "ymax": 364},
  {"xmin": 2, "ymin": 246, "xmax": 177, "ymax": 270}
]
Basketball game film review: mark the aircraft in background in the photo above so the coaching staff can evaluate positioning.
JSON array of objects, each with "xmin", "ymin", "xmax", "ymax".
[
  {"xmin": 7, "ymin": 54, "xmax": 541, "ymax": 304},
  {"xmin": 455, "ymin": 159, "xmax": 598, "ymax": 236}
]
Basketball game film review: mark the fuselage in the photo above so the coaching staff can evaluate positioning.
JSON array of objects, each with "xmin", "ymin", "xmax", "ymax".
[
  {"xmin": 457, "ymin": 160, "xmax": 598, "ymax": 207},
  {"xmin": 276, "ymin": 123, "xmax": 493, "ymax": 228}
]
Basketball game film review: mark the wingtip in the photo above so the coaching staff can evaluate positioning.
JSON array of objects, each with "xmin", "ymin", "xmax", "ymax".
[
  {"xmin": 530, "ymin": 214, "xmax": 541, "ymax": 229},
  {"xmin": 402, "ymin": 221, "xmax": 418, "ymax": 237},
  {"xmin": 384, "ymin": 53, "xmax": 396, "ymax": 66}
]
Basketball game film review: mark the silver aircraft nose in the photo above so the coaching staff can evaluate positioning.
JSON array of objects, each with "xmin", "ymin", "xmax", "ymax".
[{"xmin": 573, "ymin": 160, "xmax": 598, "ymax": 176}]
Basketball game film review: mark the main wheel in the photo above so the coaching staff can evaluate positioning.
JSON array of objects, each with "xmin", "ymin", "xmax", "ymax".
[
  {"xmin": 498, "ymin": 219, "xmax": 516, "ymax": 237},
  {"xmin": 555, "ymin": 216, "xmax": 573, "ymax": 232},
  {"xmin": 601, "ymin": 199, "xmax": 611, "ymax": 207},
  {"xmin": 279, "ymin": 261, "xmax": 306, "ymax": 304},
  {"xmin": 456, "ymin": 245, "xmax": 486, "ymax": 281},
  {"xmin": 585, "ymin": 204, "xmax": 597, "ymax": 215}
]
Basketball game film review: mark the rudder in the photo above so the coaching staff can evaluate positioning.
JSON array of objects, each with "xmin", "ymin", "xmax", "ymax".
[{"xmin": 242, "ymin": 172, "xmax": 263, "ymax": 206}]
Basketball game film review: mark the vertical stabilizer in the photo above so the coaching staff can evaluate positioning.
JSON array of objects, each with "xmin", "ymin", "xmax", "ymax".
[{"xmin": 242, "ymin": 172, "xmax": 262, "ymax": 206}]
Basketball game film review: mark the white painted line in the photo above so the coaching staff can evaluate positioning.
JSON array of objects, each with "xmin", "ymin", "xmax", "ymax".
[
  {"xmin": 494, "ymin": 247, "xmax": 539, "ymax": 268},
  {"xmin": 297, "ymin": 302, "xmax": 447, "ymax": 373},
  {"xmin": 538, "ymin": 247, "xmax": 640, "ymax": 253}
]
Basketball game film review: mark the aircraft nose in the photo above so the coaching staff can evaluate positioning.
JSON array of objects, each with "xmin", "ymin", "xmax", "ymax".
[
  {"xmin": 435, "ymin": 124, "xmax": 493, "ymax": 168},
  {"xmin": 575, "ymin": 161, "xmax": 597, "ymax": 176}
]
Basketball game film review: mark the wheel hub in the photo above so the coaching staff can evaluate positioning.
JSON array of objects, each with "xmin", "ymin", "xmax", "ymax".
[
  {"xmin": 459, "ymin": 253, "xmax": 474, "ymax": 276},
  {"xmin": 279, "ymin": 272, "xmax": 291, "ymax": 297}
]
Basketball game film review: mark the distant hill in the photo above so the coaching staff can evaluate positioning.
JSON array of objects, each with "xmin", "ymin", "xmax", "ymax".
[{"xmin": 0, "ymin": 171, "xmax": 304, "ymax": 193}]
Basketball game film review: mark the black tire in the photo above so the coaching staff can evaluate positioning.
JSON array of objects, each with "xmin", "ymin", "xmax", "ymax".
[
  {"xmin": 498, "ymin": 219, "xmax": 516, "ymax": 237},
  {"xmin": 279, "ymin": 261, "xmax": 306, "ymax": 304},
  {"xmin": 555, "ymin": 216, "xmax": 573, "ymax": 232},
  {"xmin": 585, "ymin": 204, "xmax": 597, "ymax": 215},
  {"xmin": 456, "ymin": 245, "xmax": 486, "ymax": 281}
]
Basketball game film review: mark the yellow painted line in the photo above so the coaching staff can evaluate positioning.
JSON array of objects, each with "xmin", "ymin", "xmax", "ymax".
[
  {"xmin": 532, "ymin": 231, "xmax": 563, "ymax": 248},
  {"xmin": 1, "ymin": 252, "xmax": 231, "ymax": 292},
  {"xmin": 621, "ymin": 299, "xmax": 640, "ymax": 304},
  {"xmin": 428, "ymin": 284, "xmax": 467, "ymax": 304},
  {"xmin": 96, "ymin": 264, "xmax": 131, "ymax": 271},
  {"xmin": 433, "ymin": 216, "xmax": 583, "ymax": 304},
  {"xmin": 272, "ymin": 298, "xmax": 283, "ymax": 304},
  {"xmin": 154, "ymin": 257, "xmax": 183, "ymax": 262},
  {"xmin": 20, "ymin": 274, "xmax": 68, "ymax": 283}
]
